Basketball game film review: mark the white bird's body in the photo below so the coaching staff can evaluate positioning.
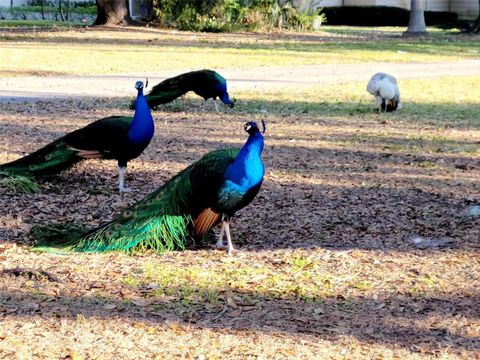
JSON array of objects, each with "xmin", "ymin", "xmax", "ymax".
[{"xmin": 367, "ymin": 73, "xmax": 402, "ymax": 113}]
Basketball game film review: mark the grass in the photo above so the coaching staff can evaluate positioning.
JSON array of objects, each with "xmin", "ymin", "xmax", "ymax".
[
  {"xmin": 0, "ymin": 26, "xmax": 479, "ymax": 76},
  {"xmin": 0, "ymin": 19, "xmax": 85, "ymax": 27},
  {"xmin": 236, "ymin": 75, "xmax": 480, "ymax": 129}
]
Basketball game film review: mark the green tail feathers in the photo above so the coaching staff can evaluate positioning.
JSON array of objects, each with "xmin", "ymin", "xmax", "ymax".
[
  {"xmin": 34, "ymin": 160, "xmax": 197, "ymax": 253},
  {"xmin": 33, "ymin": 148, "xmax": 239, "ymax": 254},
  {"xmin": 0, "ymin": 138, "xmax": 80, "ymax": 178}
]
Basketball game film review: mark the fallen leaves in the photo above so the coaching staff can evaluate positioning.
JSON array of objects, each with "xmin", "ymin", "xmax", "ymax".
[{"xmin": 0, "ymin": 89, "xmax": 478, "ymax": 359}]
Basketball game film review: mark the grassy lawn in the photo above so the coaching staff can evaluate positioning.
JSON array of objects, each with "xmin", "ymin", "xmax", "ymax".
[
  {"xmin": 0, "ymin": 19, "xmax": 84, "ymax": 27},
  {"xmin": 0, "ymin": 26, "xmax": 479, "ymax": 76},
  {"xmin": 0, "ymin": 26, "xmax": 479, "ymax": 359},
  {"xmin": 236, "ymin": 75, "xmax": 480, "ymax": 129}
]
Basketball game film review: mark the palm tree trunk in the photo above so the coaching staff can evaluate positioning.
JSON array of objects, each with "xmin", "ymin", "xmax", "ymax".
[
  {"xmin": 404, "ymin": 0, "xmax": 428, "ymax": 36},
  {"xmin": 94, "ymin": 0, "xmax": 134, "ymax": 26}
]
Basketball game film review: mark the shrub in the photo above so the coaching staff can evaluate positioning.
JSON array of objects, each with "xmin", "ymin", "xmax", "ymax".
[{"xmin": 152, "ymin": 0, "xmax": 326, "ymax": 32}]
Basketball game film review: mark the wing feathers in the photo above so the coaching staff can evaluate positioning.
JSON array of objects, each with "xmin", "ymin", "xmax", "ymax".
[
  {"xmin": 67, "ymin": 147, "xmax": 103, "ymax": 159},
  {"xmin": 193, "ymin": 208, "xmax": 221, "ymax": 236}
]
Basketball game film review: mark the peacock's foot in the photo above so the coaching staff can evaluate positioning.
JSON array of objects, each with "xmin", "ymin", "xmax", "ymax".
[
  {"xmin": 227, "ymin": 247, "xmax": 235, "ymax": 256},
  {"xmin": 215, "ymin": 241, "xmax": 226, "ymax": 250},
  {"xmin": 119, "ymin": 187, "xmax": 132, "ymax": 193}
]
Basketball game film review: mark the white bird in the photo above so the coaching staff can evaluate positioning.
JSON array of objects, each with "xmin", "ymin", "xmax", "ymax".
[{"xmin": 366, "ymin": 73, "xmax": 402, "ymax": 113}]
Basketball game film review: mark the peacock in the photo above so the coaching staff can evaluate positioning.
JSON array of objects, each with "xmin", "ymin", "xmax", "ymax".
[
  {"xmin": 33, "ymin": 121, "xmax": 266, "ymax": 256},
  {"xmin": 366, "ymin": 72, "xmax": 402, "ymax": 113},
  {"xmin": 132, "ymin": 69, "xmax": 235, "ymax": 112},
  {"xmin": 0, "ymin": 81, "xmax": 154, "ymax": 193}
]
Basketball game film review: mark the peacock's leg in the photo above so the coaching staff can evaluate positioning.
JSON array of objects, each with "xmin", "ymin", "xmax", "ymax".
[
  {"xmin": 203, "ymin": 99, "xmax": 211, "ymax": 112},
  {"xmin": 214, "ymin": 99, "xmax": 220, "ymax": 113},
  {"xmin": 215, "ymin": 221, "xmax": 226, "ymax": 249},
  {"xmin": 118, "ymin": 166, "xmax": 132, "ymax": 193},
  {"xmin": 224, "ymin": 219, "xmax": 234, "ymax": 256}
]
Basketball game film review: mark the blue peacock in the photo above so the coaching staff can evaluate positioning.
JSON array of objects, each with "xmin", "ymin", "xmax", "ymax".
[
  {"xmin": 132, "ymin": 69, "xmax": 235, "ymax": 111},
  {"xmin": 34, "ymin": 121, "xmax": 266, "ymax": 255},
  {"xmin": 0, "ymin": 81, "xmax": 154, "ymax": 192}
]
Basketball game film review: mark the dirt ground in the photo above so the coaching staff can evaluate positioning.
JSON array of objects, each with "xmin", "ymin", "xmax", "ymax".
[{"xmin": 0, "ymin": 92, "xmax": 478, "ymax": 359}]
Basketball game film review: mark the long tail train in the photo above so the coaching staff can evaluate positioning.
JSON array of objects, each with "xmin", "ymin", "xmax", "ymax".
[{"xmin": 0, "ymin": 138, "xmax": 81, "ymax": 178}]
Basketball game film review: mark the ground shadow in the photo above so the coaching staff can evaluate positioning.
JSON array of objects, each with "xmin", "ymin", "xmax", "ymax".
[
  {"xmin": 0, "ymin": 286, "xmax": 478, "ymax": 353},
  {"xmin": 0, "ymin": 101, "xmax": 478, "ymax": 253}
]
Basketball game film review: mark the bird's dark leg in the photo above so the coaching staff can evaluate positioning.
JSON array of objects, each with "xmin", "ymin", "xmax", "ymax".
[{"xmin": 118, "ymin": 165, "xmax": 131, "ymax": 193}]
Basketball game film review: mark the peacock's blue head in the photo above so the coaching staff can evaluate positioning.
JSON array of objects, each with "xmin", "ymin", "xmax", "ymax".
[
  {"xmin": 134, "ymin": 81, "xmax": 144, "ymax": 91},
  {"xmin": 244, "ymin": 120, "xmax": 266, "ymax": 135}
]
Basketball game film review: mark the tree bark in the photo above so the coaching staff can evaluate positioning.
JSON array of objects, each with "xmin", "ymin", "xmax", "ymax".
[
  {"xmin": 471, "ymin": 0, "xmax": 480, "ymax": 32},
  {"xmin": 403, "ymin": 0, "xmax": 428, "ymax": 36},
  {"xmin": 94, "ymin": 0, "xmax": 133, "ymax": 26}
]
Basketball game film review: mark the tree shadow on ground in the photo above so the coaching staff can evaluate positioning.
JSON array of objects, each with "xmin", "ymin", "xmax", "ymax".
[
  {"xmin": 0, "ymin": 287, "xmax": 478, "ymax": 353},
  {"xmin": 0, "ymin": 101, "xmax": 478, "ymax": 253},
  {"xmin": 3, "ymin": 96, "xmax": 479, "ymax": 129}
]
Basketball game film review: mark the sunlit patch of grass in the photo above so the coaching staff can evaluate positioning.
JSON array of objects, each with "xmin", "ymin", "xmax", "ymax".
[
  {"xmin": 333, "ymin": 131, "xmax": 479, "ymax": 155},
  {"xmin": 290, "ymin": 255, "xmax": 314, "ymax": 271},
  {"xmin": 350, "ymin": 281, "xmax": 372, "ymax": 291},
  {"xmin": 118, "ymin": 255, "xmax": 395, "ymax": 309},
  {"xmin": 236, "ymin": 75, "xmax": 480, "ymax": 128},
  {"xmin": 1, "ymin": 27, "xmax": 479, "ymax": 76},
  {"xmin": 121, "ymin": 275, "xmax": 142, "ymax": 287}
]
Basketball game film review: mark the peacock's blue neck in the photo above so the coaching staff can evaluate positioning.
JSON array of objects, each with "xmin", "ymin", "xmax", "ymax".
[
  {"xmin": 214, "ymin": 79, "xmax": 233, "ymax": 106},
  {"xmin": 224, "ymin": 130, "xmax": 264, "ymax": 191},
  {"xmin": 219, "ymin": 91, "xmax": 233, "ymax": 106},
  {"xmin": 127, "ymin": 88, "xmax": 155, "ymax": 144}
]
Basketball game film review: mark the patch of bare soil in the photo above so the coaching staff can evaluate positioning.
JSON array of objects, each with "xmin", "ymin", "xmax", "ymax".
[{"xmin": 0, "ymin": 98, "xmax": 479, "ymax": 359}]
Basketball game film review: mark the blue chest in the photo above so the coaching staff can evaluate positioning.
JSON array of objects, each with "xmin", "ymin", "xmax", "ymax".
[
  {"xmin": 127, "ymin": 95, "xmax": 154, "ymax": 145},
  {"xmin": 219, "ymin": 134, "xmax": 264, "ymax": 204}
]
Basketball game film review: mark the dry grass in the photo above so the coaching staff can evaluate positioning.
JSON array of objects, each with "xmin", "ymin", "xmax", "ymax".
[{"xmin": 0, "ymin": 27, "xmax": 479, "ymax": 359}]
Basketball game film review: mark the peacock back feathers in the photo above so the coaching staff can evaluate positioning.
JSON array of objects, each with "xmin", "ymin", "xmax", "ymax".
[{"xmin": 136, "ymin": 69, "xmax": 233, "ymax": 109}]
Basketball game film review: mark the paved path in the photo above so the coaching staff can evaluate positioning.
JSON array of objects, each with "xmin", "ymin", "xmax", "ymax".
[{"xmin": 1, "ymin": 60, "xmax": 480, "ymax": 102}]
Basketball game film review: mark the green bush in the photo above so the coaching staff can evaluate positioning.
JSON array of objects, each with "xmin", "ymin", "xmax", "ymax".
[{"xmin": 152, "ymin": 0, "xmax": 326, "ymax": 32}]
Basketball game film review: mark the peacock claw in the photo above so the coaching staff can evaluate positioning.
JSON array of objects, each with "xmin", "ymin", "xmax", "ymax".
[{"xmin": 119, "ymin": 187, "xmax": 132, "ymax": 193}]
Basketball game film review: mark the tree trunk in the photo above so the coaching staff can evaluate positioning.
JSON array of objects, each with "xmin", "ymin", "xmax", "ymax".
[
  {"xmin": 403, "ymin": 0, "xmax": 428, "ymax": 36},
  {"xmin": 471, "ymin": 0, "xmax": 480, "ymax": 32},
  {"xmin": 58, "ymin": 0, "xmax": 65, "ymax": 21},
  {"xmin": 66, "ymin": 0, "xmax": 70, "ymax": 21},
  {"xmin": 94, "ymin": 0, "xmax": 133, "ymax": 26}
]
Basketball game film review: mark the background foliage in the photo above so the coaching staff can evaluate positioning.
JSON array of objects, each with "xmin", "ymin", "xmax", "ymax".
[{"xmin": 153, "ymin": 0, "xmax": 325, "ymax": 32}]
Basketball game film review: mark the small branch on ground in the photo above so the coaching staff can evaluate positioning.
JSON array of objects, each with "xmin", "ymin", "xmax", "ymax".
[{"xmin": 1, "ymin": 267, "xmax": 62, "ymax": 282}]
